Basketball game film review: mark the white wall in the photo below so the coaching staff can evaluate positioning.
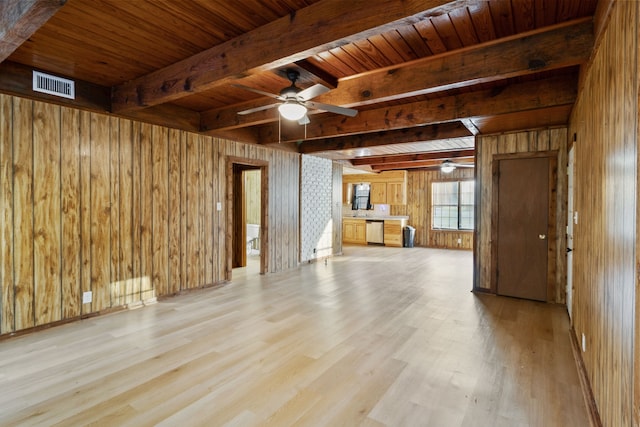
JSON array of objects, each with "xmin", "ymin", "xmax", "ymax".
[{"xmin": 300, "ymin": 155, "xmax": 333, "ymax": 262}]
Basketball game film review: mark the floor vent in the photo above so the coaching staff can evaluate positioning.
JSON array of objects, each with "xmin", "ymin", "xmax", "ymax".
[{"xmin": 32, "ymin": 71, "xmax": 75, "ymax": 99}]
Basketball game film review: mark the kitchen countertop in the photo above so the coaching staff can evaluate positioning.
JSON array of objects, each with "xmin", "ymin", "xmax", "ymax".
[{"xmin": 343, "ymin": 215, "xmax": 409, "ymax": 220}]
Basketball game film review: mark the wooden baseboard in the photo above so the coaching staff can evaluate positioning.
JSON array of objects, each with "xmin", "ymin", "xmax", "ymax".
[
  {"xmin": 569, "ymin": 326, "xmax": 603, "ymax": 427},
  {"xmin": 0, "ymin": 291, "xmax": 192, "ymax": 341},
  {"xmin": 156, "ymin": 280, "xmax": 229, "ymax": 301},
  {"xmin": 0, "ymin": 305, "xmax": 126, "ymax": 341},
  {"xmin": 471, "ymin": 287, "xmax": 494, "ymax": 295}
]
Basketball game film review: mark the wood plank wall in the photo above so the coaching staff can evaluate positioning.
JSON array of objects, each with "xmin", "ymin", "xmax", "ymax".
[
  {"xmin": 474, "ymin": 128, "xmax": 568, "ymax": 303},
  {"xmin": 390, "ymin": 169, "xmax": 474, "ymax": 250},
  {"xmin": 568, "ymin": 1, "xmax": 637, "ymax": 425},
  {"xmin": 244, "ymin": 170, "xmax": 260, "ymax": 225},
  {"xmin": 0, "ymin": 94, "xmax": 300, "ymax": 335}
]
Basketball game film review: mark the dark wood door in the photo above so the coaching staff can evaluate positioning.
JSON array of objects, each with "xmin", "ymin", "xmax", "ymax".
[{"xmin": 496, "ymin": 157, "xmax": 549, "ymax": 301}]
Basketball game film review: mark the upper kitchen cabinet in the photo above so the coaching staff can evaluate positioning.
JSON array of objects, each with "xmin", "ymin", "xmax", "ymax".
[
  {"xmin": 370, "ymin": 182, "xmax": 387, "ymax": 204},
  {"xmin": 386, "ymin": 182, "xmax": 406, "ymax": 205},
  {"xmin": 343, "ymin": 182, "xmax": 353, "ymax": 204},
  {"xmin": 343, "ymin": 171, "xmax": 407, "ymax": 205}
]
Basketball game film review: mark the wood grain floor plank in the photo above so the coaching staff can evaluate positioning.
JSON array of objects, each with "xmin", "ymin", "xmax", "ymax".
[{"xmin": 0, "ymin": 246, "xmax": 589, "ymax": 426}]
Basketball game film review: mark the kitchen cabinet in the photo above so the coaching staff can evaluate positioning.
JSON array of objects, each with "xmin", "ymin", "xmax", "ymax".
[
  {"xmin": 343, "ymin": 217, "xmax": 408, "ymax": 246},
  {"xmin": 343, "ymin": 218, "xmax": 366, "ymax": 244},
  {"xmin": 342, "ymin": 182, "xmax": 353, "ymax": 204},
  {"xmin": 386, "ymin": 182, "xmax": 406, "ymax": 204},
  {"xmin": 383, "ymin": 219, "xmax": 407, "ymax": 247},
  {"xmin": 370, "ymin": 182, "xmax": 387, "ymax": 204},
  {"xmin": 343, "ymin": 170, "xmax": 407, "ymax": 205},
  {"xmin": 370, "ymin": 182, "xmax": 406, "ymax": 205}
]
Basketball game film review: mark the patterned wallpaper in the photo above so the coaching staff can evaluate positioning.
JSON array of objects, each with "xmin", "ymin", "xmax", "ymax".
[{"xmin": 300, "ymin": 155, "xmax": 333, "ymax": 262}]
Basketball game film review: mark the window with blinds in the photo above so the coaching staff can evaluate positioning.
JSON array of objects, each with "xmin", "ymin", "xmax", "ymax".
[{"xmin": 431, "ymin": 180, "xmax": 474, "ymax": 230}]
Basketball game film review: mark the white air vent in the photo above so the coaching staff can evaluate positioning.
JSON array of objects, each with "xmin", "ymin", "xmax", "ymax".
[{"xmin": 33, "ymin": 71, "xmax": 75, "ymax": 99}]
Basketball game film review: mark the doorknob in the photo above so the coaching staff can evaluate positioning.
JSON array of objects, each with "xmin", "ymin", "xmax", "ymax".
[{"xmin": 538, "ymin": 234, "xmax": 546, "ymax": 240}]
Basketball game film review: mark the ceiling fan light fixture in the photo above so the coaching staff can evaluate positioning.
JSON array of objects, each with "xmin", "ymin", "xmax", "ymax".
[
  {"xmin": 278, "ymin": 101, "xmax": 307, "ymax": 121},
  {"xmin": 440, "ymin": 161, "xmax": 456, "ymax": 173}
]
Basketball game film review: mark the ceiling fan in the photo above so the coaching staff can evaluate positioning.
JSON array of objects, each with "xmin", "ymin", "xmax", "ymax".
[
  {"xmin": 440, "ymin": 159, "xmax": 475, "ymax": 173},
  {"xmin": 232, "ymin": 69, "xmax": 357, "ymax": 124}
]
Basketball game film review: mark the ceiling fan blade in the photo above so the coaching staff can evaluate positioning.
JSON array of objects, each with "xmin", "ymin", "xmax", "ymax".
[
  {"xmin": 298, "ymin": 115, "xmax": 310, "ymax": 125},
  {"xmin": 237, "ymin": 103, "xmax": 280, "ymax": 115},
  {"xmin": 297, "ymin": 84, "xmax": 330, "ymax": 101},
  {"xmin": 306, "ymin": 101, "xmax": 358, "ymax": 117},
  {"xmin": 231, "ymin": 83, "xmax": 282, "ymax": 100},
  {"xmin": 456, "ymin": 164, "xmax": 475, "ymax": 168}
]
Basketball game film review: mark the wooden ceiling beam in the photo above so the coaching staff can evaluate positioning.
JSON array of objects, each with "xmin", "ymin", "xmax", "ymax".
[
  {"xmin": 294, "ymin": 59, "xmax": 338, "ymax": 89},
  {"xmin": 298, "ymin": 122, "xmax": 471, "ymax": 154},
  {"xmin": 260, "ymin": 74, "xmax": 576, "ymax": 144},
  {"xmin": 111, "ymin": 0, "xmax": 467, "ymax": 113},
  {"xmin": 124, "ymin": 104, "xmax": 201, "ymax": 132},
  {"xmin": 472, "ymin": 105, "xmax": 572, "ymax": 135},
  {"xmin": 351, "ymin": 149, "xmax": 475, "ymax": 166},
  {"xmin": 201, "ymin": 19, "xmax": 590, "ymax": 132},
  {"xmin": 460, "ymin": 118, "xmax": 480, "ymax": 135},
  {"xmin": 0, "ymin": 0, "xmax": 66, "ymax": 62},
  {"xmin": 318, "ymin": 18, "xmax": 592, "ymax": 107},
  {"xmin": 370, "ymin": 158, "xmax": 473, "ymax": 171},
  {"xmin": 206, "ymin": 127, "xmax": 262, "ymax": 145}
]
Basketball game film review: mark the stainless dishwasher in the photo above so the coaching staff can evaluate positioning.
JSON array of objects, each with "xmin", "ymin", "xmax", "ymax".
[{"xmin": 365, "ymin": 220, "xmax": 384, "ymax": 245}]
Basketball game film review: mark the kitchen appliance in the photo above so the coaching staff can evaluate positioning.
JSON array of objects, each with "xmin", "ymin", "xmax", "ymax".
[{"xmin": 366, "ymin": 220, "xmax": 384, "ymax": 245}]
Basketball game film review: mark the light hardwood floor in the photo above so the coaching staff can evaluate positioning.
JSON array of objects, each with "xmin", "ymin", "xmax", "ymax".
[{"xmin": 0, "ymin": 246, "xmax": 589, "ymax": 426}]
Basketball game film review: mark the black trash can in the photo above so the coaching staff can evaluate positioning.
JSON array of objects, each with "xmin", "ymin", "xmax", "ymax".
[{"xmin": 403, "ymin": 226, "xmax": 415, "ymax": 247}]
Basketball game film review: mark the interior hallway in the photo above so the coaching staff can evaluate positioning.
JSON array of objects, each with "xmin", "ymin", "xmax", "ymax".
[{"xmin": 0, "ymin": 246, "xmax": 588, "ymax": 426}]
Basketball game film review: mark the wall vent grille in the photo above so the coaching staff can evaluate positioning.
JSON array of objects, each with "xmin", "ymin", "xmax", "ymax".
[{"xmin": 32, "ymin": 71, "xmax": 75, "ymax": 99}]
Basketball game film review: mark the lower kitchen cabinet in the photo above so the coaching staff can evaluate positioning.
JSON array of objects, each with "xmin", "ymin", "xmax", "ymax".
[
  {"xmin": 343, "ymin": 219, "xmax": 366, "ymax": 244},
  {"xmin": 343, "ymin": 217, "xmax": 408, "ymax": 246},
  {"xmin": 383, "ymin": 219, "xmax": 407, "ymax": 247}
]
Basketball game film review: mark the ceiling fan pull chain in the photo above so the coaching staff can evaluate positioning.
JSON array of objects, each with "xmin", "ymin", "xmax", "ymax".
[{"xmin": 278, "ymin": 113, "xmax": 281, "ymax": 144}]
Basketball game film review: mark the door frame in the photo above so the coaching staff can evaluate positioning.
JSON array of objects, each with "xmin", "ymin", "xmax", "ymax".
[
  {"xmin": 566, "ymin": 144, "xmax": 575, "ymax": 318},
  {"xmin": 226, "ymin": 156, "xmax": 269, "ymax": 280},
  {"xmin": 490, "ymin": 151, "xmax": 558, "ymax": 301}
]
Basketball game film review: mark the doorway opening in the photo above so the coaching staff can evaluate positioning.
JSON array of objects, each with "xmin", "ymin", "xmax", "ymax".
[{"xmin": 226, "ymin": 158, "xmax": 268, "ymax": 280}]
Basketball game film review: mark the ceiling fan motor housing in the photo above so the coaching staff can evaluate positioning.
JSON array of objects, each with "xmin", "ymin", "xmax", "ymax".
[
  {"xmin": 281, "ymin": 69, "xmax": 302, "ymax": 99},
  {"xmin": 280, "ymin": 85, "xmax": 301, "ymax": 99}
]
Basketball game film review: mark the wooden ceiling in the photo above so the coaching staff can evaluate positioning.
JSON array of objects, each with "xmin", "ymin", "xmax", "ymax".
[{"xmin": 0, "ymin": 0, "xmax": 598, "ymax": 171}]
